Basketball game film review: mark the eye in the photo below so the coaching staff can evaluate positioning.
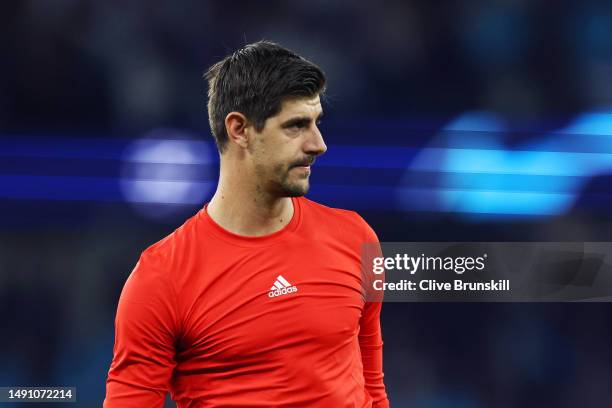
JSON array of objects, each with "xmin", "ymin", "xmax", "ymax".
[{"xmin": 289, "ymin": 122, "xmax": 307, "ymax": 130}]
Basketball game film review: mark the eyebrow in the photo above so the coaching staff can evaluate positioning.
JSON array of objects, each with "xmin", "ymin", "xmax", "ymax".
[{"xmin": 280, "ymin": 112, "xmax": 324, "ymax": 128}]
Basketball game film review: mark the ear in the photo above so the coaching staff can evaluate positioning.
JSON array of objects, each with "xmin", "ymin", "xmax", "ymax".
[{"xmin": 224, "ymin": 112, "xmax": 250, "ymax": 150}]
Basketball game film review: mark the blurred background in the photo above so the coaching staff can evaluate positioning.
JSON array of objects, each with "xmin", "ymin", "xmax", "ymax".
[{"xmin": 2, "ymin": 0, "xmax": 612, "ymax": 406}]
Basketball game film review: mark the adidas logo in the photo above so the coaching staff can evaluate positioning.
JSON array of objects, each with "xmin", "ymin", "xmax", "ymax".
[{"xmin": 268, "ymin": 275, "xmax": 298, "ymax": 298}]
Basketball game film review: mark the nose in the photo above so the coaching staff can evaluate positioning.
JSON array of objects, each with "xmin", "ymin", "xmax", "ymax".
[{"xmin": 304, "ymin": 124, "xmax": 327, "ymax": 156}]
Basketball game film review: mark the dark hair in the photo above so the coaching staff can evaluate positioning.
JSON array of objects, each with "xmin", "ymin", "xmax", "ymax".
[{"xmin": 204, "ymin": 41, "xmax": 326, "ymax": 153}]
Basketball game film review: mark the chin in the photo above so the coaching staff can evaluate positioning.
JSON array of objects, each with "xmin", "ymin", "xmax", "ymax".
[{"xmin": 281, "ymin": 181, "xmax": 309, "ymax": 197}]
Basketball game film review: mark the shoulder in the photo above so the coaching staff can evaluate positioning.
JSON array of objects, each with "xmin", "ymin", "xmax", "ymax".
[
  {"xmin": 298, "ymin": 197, "xmax": 379, "ymax": 243},
  {"xmin": 136, "ymin": 209, "xmax": 202, "ymax": 277}
]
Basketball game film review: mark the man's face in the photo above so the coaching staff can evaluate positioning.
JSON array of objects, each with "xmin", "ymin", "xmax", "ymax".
[{"xmin": 249, "ymin": 95, "xmax": 326, "ymax": 197}]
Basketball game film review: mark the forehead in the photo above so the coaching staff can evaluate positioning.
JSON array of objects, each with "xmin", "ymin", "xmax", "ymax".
[{"xmin": 275, "ymin": 95, "xmax": 322, "ymax": 119}]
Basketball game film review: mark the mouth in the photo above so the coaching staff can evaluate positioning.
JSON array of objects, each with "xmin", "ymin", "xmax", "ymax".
[
  {"xmin": 290, "ymin": 161, "xmax": 312, "ymax": 177},
  {"xmin": 291, "ymin": 158, "xmax": 315, "ymax": 169},
  {"xmin": 292, "ymin": 165, "xmax": 311, "ymax": 175}
]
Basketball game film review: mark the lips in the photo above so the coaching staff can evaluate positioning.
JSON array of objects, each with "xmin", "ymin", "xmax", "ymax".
[{"xmin": 291, "ymin": 158, "xmax": 315, "ymax": 168}]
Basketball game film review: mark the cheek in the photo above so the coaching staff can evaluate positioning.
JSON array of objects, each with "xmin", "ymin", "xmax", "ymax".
[
  {"xmin": 273, "ymin": 163, "xmax": 286, "ymax": 176},
  {"xmin": 264, "ymin": 147, "xmax": 291, "ymax": 168},
  {"xmin": 252, "ymin": 134, "xmax": 295, "ymax": 173},
  {"xmin": 253, "ymin": 153, "xmax": 287, "ymax": 179}
]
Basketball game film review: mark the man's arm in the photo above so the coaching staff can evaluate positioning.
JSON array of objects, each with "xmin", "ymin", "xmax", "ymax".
[
  {"xmin": 355, "ymin": 212, "xmax": 390, "ymax": 407},
  {"xmin": 359, "ymin": 300, "xmax": 390, "ymax": 408},
  {"xmin": 104, "ymin": 256, "xmax": 179, "ymax": 408}
]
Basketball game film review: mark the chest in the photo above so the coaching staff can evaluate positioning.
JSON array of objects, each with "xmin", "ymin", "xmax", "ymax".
[{"xmin": 178, "ymin": 241, "xmax": 365, "ymax": 361}]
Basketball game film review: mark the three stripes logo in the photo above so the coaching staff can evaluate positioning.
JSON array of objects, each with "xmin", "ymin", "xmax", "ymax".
[{"xmin": 268, "ymin": 275, "xmax": 298, "ymax": 298}]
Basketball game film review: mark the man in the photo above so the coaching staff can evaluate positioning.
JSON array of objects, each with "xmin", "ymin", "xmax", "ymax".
[{"xmin": 104, "ymin": 41, "xmax": 389, "ymax": 407}]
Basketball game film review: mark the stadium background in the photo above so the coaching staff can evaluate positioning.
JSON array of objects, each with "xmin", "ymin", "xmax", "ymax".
[{"xmin": 2, "ymin": 1, "xmax": 612, "ymax": 406}]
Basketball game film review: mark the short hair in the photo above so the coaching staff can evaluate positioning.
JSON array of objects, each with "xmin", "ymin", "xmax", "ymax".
[{"xmin": 204, "ymin": 41, "xmax": 326, "ymax": 153}]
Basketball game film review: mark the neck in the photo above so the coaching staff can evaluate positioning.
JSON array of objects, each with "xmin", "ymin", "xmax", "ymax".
[{"xmin": 206, "ymin": 160, "xmax": 295, "ymax": 237}]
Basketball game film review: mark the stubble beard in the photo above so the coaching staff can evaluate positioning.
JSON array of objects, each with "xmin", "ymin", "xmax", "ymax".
[
  {"xmin": 277, "ymin": 163, "xmax": 309, "ymax": 197},
  {"xmin": 253, "ymin": 162, "xmax": 311, "ymax": 199}
]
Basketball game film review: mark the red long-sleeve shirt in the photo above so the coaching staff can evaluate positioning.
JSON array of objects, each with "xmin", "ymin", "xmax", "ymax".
[{"xmin": 104, "ymin": 197, "xmax": 389, "ymax": 407}]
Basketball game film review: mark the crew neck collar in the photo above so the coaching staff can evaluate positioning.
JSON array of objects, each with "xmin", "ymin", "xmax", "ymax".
[{"xmin": 199, "ymin": 197, "xmax": 302, "ymax": 247}]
